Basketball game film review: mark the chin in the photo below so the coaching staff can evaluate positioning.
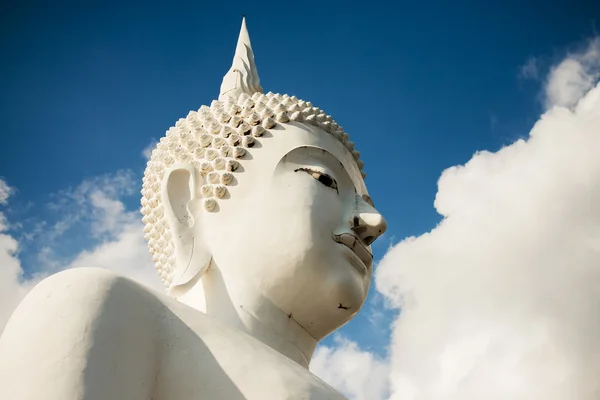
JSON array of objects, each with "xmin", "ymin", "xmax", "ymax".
[
  {"xmin": 309, "ymin": 255, "xmax": 371, "ymax": 313},
  {"xmin": 277, "ymin": 256, "xmax": 369, "ymax": 339},
  {"xmin": 327, "ymin": 261, "xmax": 371, "ymax": 312},
  {"xmin": 303, "ymin": 273, "xmax": 369, "ymax": 339}
]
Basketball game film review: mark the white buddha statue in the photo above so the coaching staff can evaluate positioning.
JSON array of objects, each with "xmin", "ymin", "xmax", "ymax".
[{"xmin": 0, "ymin": 18, "xmax": 387, "ymax": 400}]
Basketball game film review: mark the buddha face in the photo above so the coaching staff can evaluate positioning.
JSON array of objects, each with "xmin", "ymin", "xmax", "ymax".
[{"xmin": 162, "ymin": 121, "xmax": 386, "ymax": 339}]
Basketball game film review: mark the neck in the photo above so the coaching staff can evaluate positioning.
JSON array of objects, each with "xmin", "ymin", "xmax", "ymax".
[{"xmin": 176, "ymin": 263, "xmax": 317, "ymax": 368}]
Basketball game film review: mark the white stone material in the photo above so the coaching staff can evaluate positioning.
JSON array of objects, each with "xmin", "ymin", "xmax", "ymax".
[
  {"xmin": 0, "ymin": 17, "xmax": 387, "ymax": 400},
  {"xmin": 219, "ymin": 17, "xmax": 263, "ymax": 101}
]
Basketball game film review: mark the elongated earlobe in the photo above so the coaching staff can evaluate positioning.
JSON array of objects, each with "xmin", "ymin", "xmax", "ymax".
[{"xmin": 162, "ymin": 163, "xmax": 212, "ymax": 296}]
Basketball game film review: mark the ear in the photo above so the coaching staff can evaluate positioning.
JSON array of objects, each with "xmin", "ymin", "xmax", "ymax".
[{"xmin": 161, "ymin": 163, "xmax": 211, "ymax": 295}]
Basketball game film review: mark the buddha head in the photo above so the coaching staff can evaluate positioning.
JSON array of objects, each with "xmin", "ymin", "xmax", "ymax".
[{"xmin": 140, "ymin": 18, "xmax": 387, "ymax": 340}]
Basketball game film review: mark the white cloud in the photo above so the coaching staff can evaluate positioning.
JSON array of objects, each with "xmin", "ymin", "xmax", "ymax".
[
  {"xmin": 545, "ymin": 38, "xmax": 600, "ymax": 109},
  {"xmin": 376, "ymin": 80, "xmax": 600, "ymax": 399},
  {"xmin": 0, "ymin": 179, "xmax": 13, "ymax": 205},
  {"xmin": 142, "ymin": 138, "xmax": 158, "ymax": 160},
  {"xmin": 88, "ymin": 189, "xmax": 134, "ymax": 236},
  {"xmin": 311, "ymin": 336, "xmax": 390, "ymax": 400},
  {"xmin": 66, "ymin": 219, "xmax": 161, "ymax": 291},
  {"xmin": 57, "ymin": 172, "xmax": 162, "ymax": 290},
  {"xmin": 46, "ymin": 170, "xmax": 138, "ymax": 240},
  {"xmin": 519, "ymin": 57, "xmax": 540, "ymax": 80}
]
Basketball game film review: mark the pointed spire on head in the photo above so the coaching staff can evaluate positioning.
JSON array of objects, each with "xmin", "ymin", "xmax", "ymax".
[{"xmin": 219, "ymin": 16, "xmax": 263, "ymax": 101}]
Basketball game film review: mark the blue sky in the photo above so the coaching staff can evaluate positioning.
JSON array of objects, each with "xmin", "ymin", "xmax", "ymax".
[
  {"xmin": 3, "ymin": 1, "xmax": 597, "ymax": 233},
  {"xmin": 1, "ymin": 2, "xmax": 600, "ymax": 399}
]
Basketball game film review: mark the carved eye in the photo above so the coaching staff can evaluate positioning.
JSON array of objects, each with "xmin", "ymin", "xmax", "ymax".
[{"xmin": 295, "ymin": 168, "xmax": 339, "ymax": 193}]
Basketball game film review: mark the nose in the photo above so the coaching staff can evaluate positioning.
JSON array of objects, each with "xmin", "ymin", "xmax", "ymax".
[{"xmin": 351, "ymin": 196, "xmax": 387, "ymax": 246}]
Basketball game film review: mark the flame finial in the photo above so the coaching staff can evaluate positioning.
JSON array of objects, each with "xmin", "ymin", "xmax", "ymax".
[{"xmin": 219, "ymin": 17, "xmax": 263, "ymax": 101}]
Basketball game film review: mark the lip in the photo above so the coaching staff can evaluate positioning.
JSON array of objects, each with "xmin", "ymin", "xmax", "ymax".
[{"xmin": 332, "ymin": 233, "xmax": 373, "ymax": 273}]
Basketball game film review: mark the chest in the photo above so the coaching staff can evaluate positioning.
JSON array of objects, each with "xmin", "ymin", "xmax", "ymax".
[{"xmin": 153, "ymin": 311, "xmax": 345, "ymax": 400}]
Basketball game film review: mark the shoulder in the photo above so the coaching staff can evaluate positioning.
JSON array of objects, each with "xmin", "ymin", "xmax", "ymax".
[
  {"xmin": 37, "ymin": 266, "xmax": 132, "ymax": 291},
  {"xmin": 4, "ymin": 267, "xmax": 163, "ymax": 338},
  {"xmin": 31, "ymin": 267, "xmax": 156, "ymax": 306},
  {"xmin": 1, "ymin": 267, "xmax": 163, "ymax": 366},
  {"xmin": 0, "ymin": 268, "xmax": 164, "ymax": 398}
]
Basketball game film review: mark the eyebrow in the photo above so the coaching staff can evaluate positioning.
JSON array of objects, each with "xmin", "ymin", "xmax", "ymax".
[
  {"xmin": 290, "ymin": 146, "xmax": 363, "ymax": 194},
  {"xmin": 307, "ymin": 147, "xmax": 347, "ymax": 173}
]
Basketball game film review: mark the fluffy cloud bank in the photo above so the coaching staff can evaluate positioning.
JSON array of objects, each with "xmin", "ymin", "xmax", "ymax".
[
  {"xmin": 376, "ymin": 78, "xmax": 600, "ymax": 399},
  {"xmin": 312, "ymin": 336, "xmax": 390, "ymax": 400},
  {"xmin": 545, "ymin": 38, "xmax": 600, "ymax": 109}
]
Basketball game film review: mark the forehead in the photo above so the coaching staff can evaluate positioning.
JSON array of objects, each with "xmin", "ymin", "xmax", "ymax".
[{"xmin": 266, "ymin": 122, "xmax": 368, "ymax": 194}]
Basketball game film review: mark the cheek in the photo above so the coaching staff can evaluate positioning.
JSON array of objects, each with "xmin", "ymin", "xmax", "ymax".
[
  {"xmin": 208, "ymin": 174, "xmax": 348, "ymax": 285},
  {"xmin": 266, "ymin": 172, "xmax": 343, "ymax": 230},
  {"xmin": 264, "ymin": 184, "xmax": 343, "ymax": 255},
  {"xmin": 255, "ymin": 177, "xmax": 344, "ymax": 271}
]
